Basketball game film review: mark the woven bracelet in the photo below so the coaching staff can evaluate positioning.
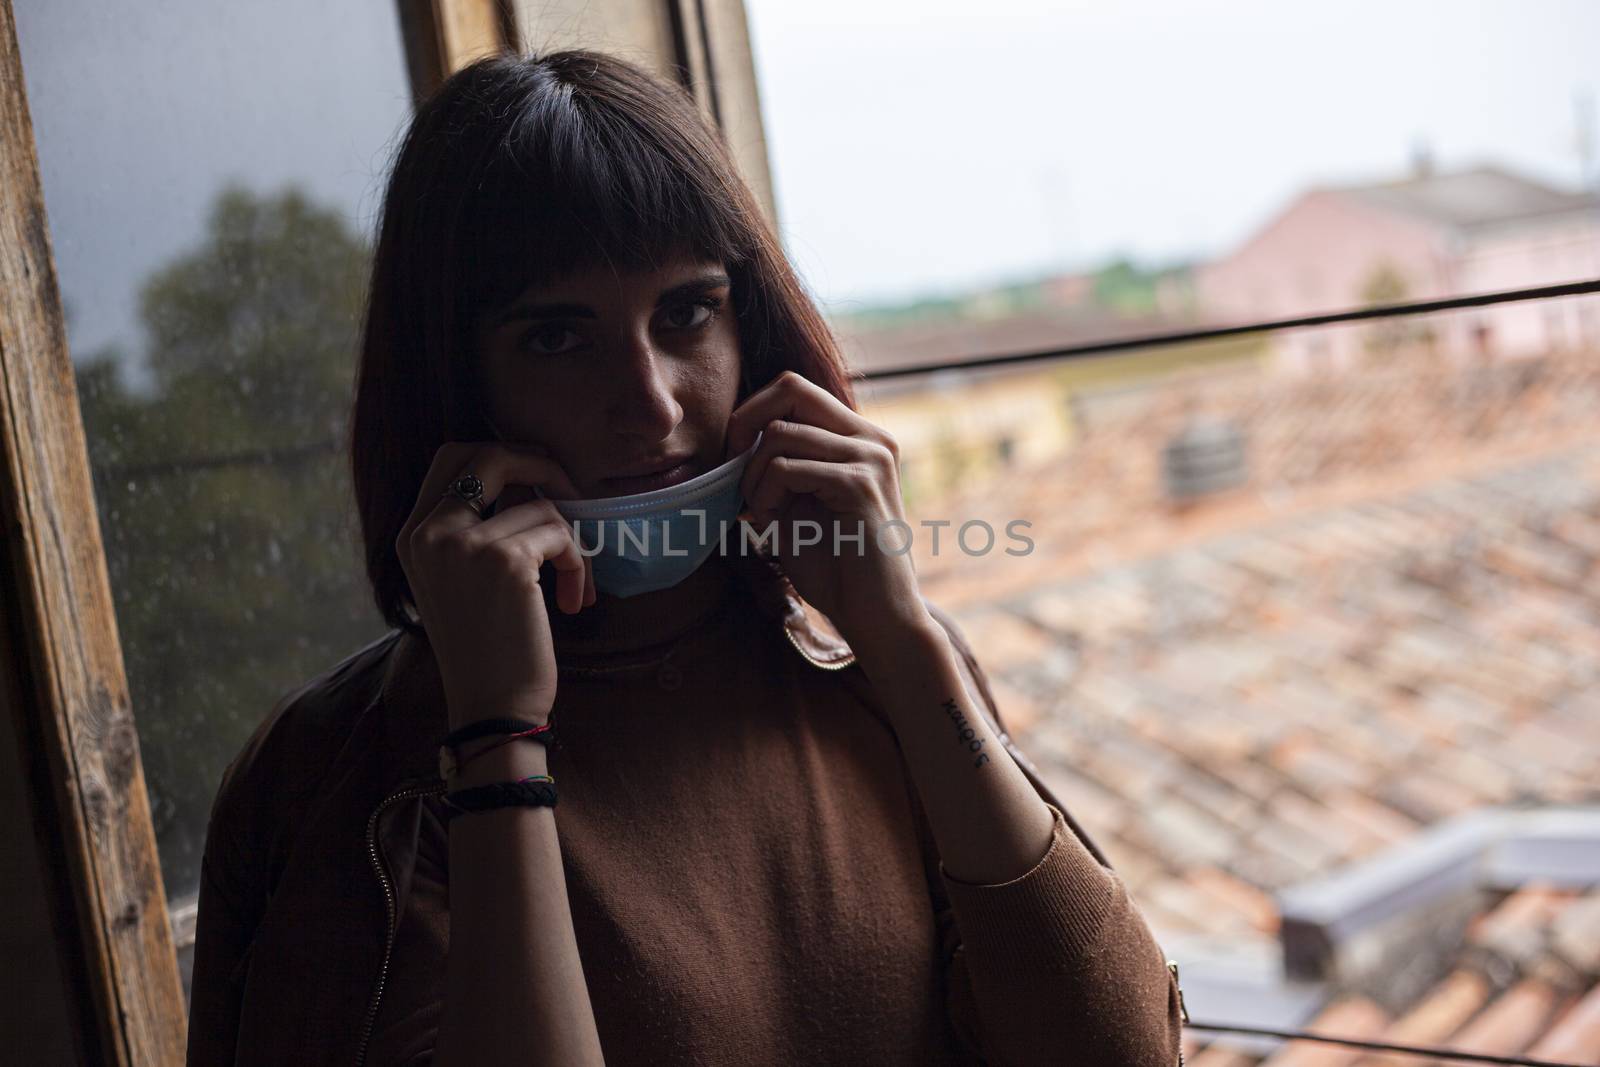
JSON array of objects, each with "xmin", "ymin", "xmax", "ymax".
[
  {"xmin": 442, "ymin": 716, "xmax": 551, "ymax": 749},
  {"xmin": 439, "ymin": 719, "xmax": 556, "ymax": 781},
  {"xmin": 441, "ymin": 777, "xmax": 559, "ymax": 824}
]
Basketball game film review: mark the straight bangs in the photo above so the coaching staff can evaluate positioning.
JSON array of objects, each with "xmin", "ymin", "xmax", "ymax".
[{"xmin": 457, "ymin": 90, "xmax": 750, "ymax": 328}]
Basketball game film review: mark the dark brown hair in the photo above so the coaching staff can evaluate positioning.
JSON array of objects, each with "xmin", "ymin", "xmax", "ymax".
[{"xmin": 348, "ymin": 49, "xmax": 856, "ymax": 634}]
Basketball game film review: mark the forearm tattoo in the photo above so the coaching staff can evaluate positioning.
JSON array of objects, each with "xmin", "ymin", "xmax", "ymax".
[{"xmin": 941, "ymin": 698, "xmax": 990, "ymax": 769}]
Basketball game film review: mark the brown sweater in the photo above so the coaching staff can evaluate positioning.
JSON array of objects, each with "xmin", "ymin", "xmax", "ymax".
[{"xmin": 186, "ymin": 549, "xmax": 1184, "ymax": 1066}]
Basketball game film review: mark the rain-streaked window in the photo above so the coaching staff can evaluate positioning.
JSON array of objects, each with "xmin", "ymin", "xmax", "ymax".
[{"xmin": 15, "ymin": 0, "xmax": 411, "ymax": 947}]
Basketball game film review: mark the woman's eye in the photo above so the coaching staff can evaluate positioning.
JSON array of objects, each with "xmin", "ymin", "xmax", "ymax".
[
  {"xmin": 516, "ymin": 300, "xmax": 720, "ymax": 355},
  {"xmin": 518, "ymin": 324, "xmax": 581, "ymax": 356},
  {"xmin": 664, "ymin": 299, "xmax": 720, "ymax": 330}
]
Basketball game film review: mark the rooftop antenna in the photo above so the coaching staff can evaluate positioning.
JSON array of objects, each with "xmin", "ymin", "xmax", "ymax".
[
  {"xmin": 1409, "ymin": 135, "xmax": 1435, "ymax": 181},
  {"xmin": 1575, "ymin": 88, "xmax": 1597, "ymax": 194}
]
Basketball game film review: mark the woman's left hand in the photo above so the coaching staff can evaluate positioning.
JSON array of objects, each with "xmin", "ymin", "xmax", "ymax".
[{"xmin": 724, "ymin": 370, "xmax": 932, "ymax": 653}]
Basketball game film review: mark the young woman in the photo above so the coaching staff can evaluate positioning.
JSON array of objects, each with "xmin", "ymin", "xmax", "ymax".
[{"xmin": 185, "ymin": 49, "xmax": 1186, "ymax": 1067}]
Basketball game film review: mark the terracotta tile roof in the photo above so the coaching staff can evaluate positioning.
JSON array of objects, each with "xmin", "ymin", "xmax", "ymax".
[
  {"xmin": 1171, "ymin": 883, "xmax": 1600, "ymax": 1063},
  {"xmin": 945, "ymin": 442, "xmax": 1600, "ymax": 889},
  {"xmin": 910, "ymin": 349, "xmax": 1600, "ymax": 1061},
  {"xmin": 1341, "ymin": 164, "xmax": 1600, "ymax": 233}
]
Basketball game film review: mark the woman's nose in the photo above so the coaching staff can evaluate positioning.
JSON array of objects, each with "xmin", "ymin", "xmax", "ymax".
[{"xmin": 605, "ymin": 333, "xmax": 684, "ymax": 440}]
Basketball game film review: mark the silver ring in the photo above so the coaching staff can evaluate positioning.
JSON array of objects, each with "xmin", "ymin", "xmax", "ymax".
[{"xmin": 443, "ymin": 472, "xmax": 486, "ymax": 517}]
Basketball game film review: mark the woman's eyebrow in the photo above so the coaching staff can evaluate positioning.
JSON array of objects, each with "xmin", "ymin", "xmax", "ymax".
[{"xmin": 493, "ymin": 272, "xmax": 732, "ymax": 327}]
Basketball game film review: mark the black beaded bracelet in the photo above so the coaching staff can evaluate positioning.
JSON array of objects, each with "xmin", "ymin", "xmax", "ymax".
[{"xmin": 441, "ymin": 778, "xmax": 559, "ymax": 824}]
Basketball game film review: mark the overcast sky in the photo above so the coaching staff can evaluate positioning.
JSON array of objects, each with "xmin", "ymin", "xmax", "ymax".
[
  {"xmin": 16, "ymin": 0, "xmax": 412, "ymax": 375},
  {"xmin": 744, "ymin": 0, "xmax": 1600, "ymax": 313},
  {"xmin": 16, "ymin": 1, "xmax": 1599, "ymax": 370}
]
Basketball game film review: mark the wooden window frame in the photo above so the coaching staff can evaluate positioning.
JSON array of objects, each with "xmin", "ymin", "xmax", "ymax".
[{"xmin": 0, "ymin": 0, "xmax": 773, "ymax": 1061}]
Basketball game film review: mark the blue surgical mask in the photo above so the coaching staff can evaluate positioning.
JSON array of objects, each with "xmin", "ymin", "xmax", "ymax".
[{"xmin": 544, "ymin": 431, "xmax": 762, "ymax": 599}]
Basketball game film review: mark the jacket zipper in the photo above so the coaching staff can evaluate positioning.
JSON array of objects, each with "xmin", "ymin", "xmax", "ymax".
[
  {"xmin": 356, "ymin": 779, "xmax": 448, "ymax": 1067},
  {"xmin": 1168, "ymin": 959, "xmax": 1189, "ymax": 1066},
  {"xmin": 782, "ymin": 621, "xmax": 857, "ymax": 670}
]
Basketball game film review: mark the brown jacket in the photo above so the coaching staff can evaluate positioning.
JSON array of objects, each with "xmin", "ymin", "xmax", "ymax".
[{"xmin": 185, "ymin": 551, "xmax": 1187, "ymax": 1065}]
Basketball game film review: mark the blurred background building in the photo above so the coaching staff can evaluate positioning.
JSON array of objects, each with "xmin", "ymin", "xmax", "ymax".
[{"xmin": 1198, "ymin": 163, "xmax": 1600, "ymax": 371}]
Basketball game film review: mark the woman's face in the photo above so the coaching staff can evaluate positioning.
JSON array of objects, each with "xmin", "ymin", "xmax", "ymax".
[{"xmin": 475, "ymin": 252, "xmax": 744, "ymax": 500}]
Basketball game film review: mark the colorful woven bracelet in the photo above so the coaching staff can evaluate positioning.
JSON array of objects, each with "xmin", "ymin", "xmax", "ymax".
[
  {"xmin": 442, "ymin": 716, "xmax": 549, "ymax": 749},
  {"xmin": 439, "ymin": 721, "xmax": 555, "ymax": 781}
]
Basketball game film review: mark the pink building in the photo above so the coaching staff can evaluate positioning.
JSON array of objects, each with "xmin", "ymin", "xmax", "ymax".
[{"xmin": 1197, "ymin": 164, "xmax": 1600, "ymax": 372}]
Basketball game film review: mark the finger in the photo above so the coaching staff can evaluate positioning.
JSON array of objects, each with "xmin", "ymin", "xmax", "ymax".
[
  {"xmin": 746, "ymin": 483, "xmax": 794, "ymax": 524},
  {"xmin": 496, "ymin": 518, "xmax": 591, "ymax": 615},
  {"xmin": 400, "ymin": 442, "xmax": 581, "ymax": 548},
  {"xmin": 468, "ymin": 496, "xmax": 568, "ymax": 543},
  {"xmin": 726, "ymin": 370, "xmax": 875, "ymax": 457},
  {"xmin": 747, "ymin": 455, "xmax": 880, "ymax": 520},
  {"xmin": 739, "ymin": 419, "xmax": 888, "ymax": 510},
  {"xmin": 474, "ymin": 500, "xmax": 591, "ymax": 614},
  {"xmin": 554, "ymin": 525, "xmax": 594, "ymax": 613},
  {"xmin": 449, "ymin": 445, "xmax": 582, "ymax": 508},
  {"xmin": 557, "ymin": 544, "xmax": 584, "ymax": 615}
]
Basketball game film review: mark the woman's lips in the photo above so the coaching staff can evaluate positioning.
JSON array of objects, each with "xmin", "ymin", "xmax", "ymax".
[{"xmin": 598, "ymin": 460, "xmax": 699, "ymax": 495}]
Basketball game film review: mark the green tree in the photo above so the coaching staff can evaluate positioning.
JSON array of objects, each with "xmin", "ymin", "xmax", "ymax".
[
  {"xmin": 1090, "ymin": 257, "xmax": 1165, "ymax": 315},
  {"xmin": 74, "ymin": 185, "xmax": 387, "ymax": 895}
]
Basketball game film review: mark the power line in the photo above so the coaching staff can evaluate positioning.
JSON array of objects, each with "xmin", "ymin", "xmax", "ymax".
[{"xmin": 854, "ymin": 278, "xmax": 1600, "ymax": 382}]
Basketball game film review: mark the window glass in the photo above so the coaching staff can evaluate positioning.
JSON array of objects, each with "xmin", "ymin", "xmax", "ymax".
[
  {"xmin": 858, "ymin": 301, "xmax": 1600, "ymax": 1049},
  {"xmin": 747, "ymin": 0, "xmax": 1600, "ymax": 334},
  {"xmin": 14, "ymin": 0, "xmax": 412, "ymax": 988},
  {"xmin": 746, "ymin": 0, "xmax": 1600, "ymax": 1042}
]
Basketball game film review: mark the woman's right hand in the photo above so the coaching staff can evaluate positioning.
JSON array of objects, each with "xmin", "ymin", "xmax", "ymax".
[{"xmin": 395, "ymin": 441, "xmax": 595, "ymax": 729}]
